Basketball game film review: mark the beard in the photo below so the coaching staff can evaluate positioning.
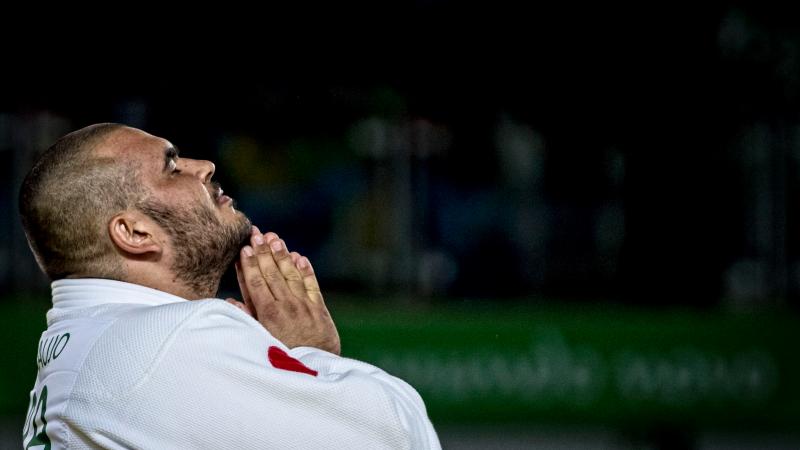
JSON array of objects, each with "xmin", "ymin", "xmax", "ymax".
[{"xmin": 136, "ymin": 198, "xmax": 252, "ymax": 298}]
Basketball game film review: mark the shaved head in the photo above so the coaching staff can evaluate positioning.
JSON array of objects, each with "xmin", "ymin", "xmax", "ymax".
[
  {"xmin": 20, "ymin": 123, "xmax": 252, "ymax": 298},
  {"xmin": 19, "ymin": 123, "xmax": 144, "ymax": 280}
]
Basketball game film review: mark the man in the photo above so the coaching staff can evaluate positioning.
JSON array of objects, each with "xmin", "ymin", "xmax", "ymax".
[{"xmin": 19, "ymin": 123, "xmax": 441, "ymax": 449}]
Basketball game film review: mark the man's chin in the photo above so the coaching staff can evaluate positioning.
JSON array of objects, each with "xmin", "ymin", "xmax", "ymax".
[
  {"xmin": 216, "ymin": 198, "xmax": 246, "ymax": 222},
  {"xmin": 235, "ymin": 215, "xmax": 253, "ymax": 248},
  {"xmin": 210, "ymin": 219, "xmax": 252, "ymax": 284},
  {"xmin": 226, "ymin": 212, "xmax": 253, "ymax": 257}
]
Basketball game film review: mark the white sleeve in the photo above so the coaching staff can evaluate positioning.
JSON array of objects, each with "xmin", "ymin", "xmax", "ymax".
[{"xmin": 290, "ymin": 346, "xmax": 442, "ymax": 450}]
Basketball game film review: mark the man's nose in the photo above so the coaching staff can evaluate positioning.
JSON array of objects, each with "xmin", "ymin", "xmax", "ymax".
[{"xmin": 184, "ymin": 159, "xmax": 216, "ymax": 183}]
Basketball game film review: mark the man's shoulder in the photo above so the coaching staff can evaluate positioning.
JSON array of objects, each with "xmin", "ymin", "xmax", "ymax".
[
  {"xmin": 95, "ymin": 298, "xmax": 262, "ymax": 354},
  {"xmin": 71, "ymin": 299, "xmax": 264, "ymax": 400},
  {"xmin": 115, "ymin": 297, "xmax": 231, "ymax": 323},
  {"xmin": 111, "ymin": 298, "xmax": 259, "ymax": 333}
]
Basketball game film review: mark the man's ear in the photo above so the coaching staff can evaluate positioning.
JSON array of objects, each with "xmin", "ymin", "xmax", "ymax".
[{"xmin": 108, "ymin": 211, "xmax": 163, "ymax": 256}]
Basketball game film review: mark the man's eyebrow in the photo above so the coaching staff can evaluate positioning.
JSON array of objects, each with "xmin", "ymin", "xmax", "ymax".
[{"xmin": 163, "ymin": 146, "xmax": 180, "ymax": 172}]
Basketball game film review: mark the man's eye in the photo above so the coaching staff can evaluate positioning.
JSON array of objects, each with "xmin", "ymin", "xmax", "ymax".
[{"xmin": 172, "ymin": 168, "xmax": 182, "ymax": 175}]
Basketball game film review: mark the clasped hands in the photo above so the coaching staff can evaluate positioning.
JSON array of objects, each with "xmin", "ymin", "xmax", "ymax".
[{"xmin": 226, "ymin": 226, "xmax": 341, "ymax": 356}]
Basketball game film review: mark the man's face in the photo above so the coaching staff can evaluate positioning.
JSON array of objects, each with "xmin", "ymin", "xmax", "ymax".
[{"xmin": 102, "ymin": 127, "xmax": 252, "ymax": 295}]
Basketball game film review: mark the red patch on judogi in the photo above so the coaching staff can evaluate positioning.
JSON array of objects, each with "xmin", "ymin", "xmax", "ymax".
[{"xmin": 267, "ymin": 346, "xmax": 318, "ymax": 377}]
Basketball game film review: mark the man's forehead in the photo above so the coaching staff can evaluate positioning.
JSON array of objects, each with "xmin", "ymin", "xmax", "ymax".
[{"xmin": 94, "ymin": 127, "xmax": 172, "ymax": 159}]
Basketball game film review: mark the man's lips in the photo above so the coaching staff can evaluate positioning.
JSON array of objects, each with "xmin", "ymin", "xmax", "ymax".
[
  {"xmin": 214, "ymin": 187, "xmax": 232, "ymax": 205},
  {"xmin": 217, "ymin": 194, "xmax": 232, "ymax": 205},
  {"xmin": 209, "ymin": 181, "xmax": 234, "ymax": 207}
]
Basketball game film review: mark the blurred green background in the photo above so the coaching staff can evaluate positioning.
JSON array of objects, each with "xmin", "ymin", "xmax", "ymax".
[
  {"xmin": 3, "ymin": 3, "xmax": 800, "ymax": 448},
  {"xmin": 3, "ymin": 295, "xmax": 798, "ymax": 448}
]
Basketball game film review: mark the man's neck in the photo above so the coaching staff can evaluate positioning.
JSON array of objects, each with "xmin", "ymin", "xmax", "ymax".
[
  {"xmin": 155, "ymin": 280, "xmax": 214, "ymax": 300},
  {"xmin": 116, "ymin": 273, "xmax": 217, "ymax": 300}
]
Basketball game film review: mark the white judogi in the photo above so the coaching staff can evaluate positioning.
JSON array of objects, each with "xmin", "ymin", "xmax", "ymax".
[{"xmin": 23, "ymin": 279, "xmax": 440, "ymax": 449}]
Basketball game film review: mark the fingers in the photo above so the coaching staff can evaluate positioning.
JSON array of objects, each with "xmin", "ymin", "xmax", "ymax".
[
  {"xmin": 290, "ymin": 251, "xmax": 301, "ymax": 266},
  {"xmin": 247, "ymin": 228, "xmax": 323, "ymax": 305},
  {"xmin": 250, "ymin": 232, "xmax": 295, "ymax": 303},
  {"xmin": 296, "ymin": 256, "xmax": 323, "ymax": 304},
  {"xmin": 235, "ymin": 261, "xmax": 256, "ymax": 316},
  {"xmin": 239, "ymin": 244, "xmax": 277, "ymax": 309},
  {"xmin": 263, "ymin": 234, "xmax": 306, "ymax": 299}
]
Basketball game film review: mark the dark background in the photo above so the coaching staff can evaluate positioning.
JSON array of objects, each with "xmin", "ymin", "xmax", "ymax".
[
  {"xmin": 3, "ymin": 3, "xmax": 800, "ymax": 448},
  {"xmin": 4, "ymin": 3, "xmax": 800, "ymax": 308}
]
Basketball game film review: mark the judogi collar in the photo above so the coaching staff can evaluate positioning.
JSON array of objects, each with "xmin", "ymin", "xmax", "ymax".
[{"xmin": 51, "ymin": 278, "xmax": 188, "ymax": 312}]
